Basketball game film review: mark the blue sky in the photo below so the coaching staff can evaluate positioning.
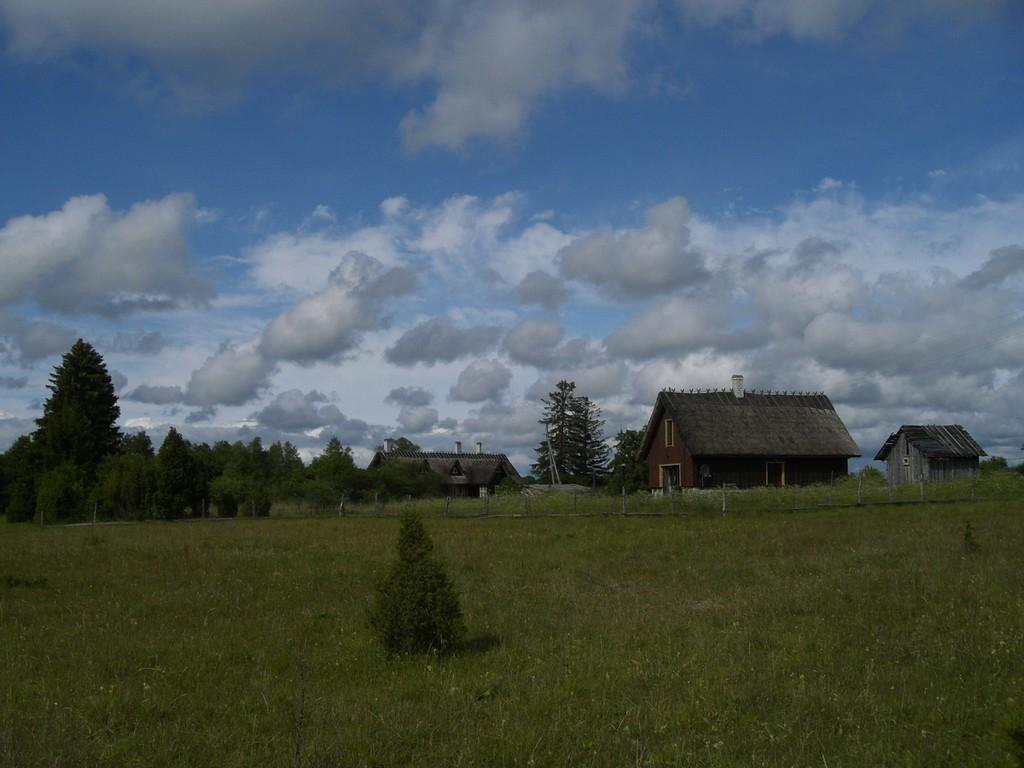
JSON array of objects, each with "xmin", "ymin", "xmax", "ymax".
[{"xmin": 1, "ymin": 0, "xmax": 1022, "ymax": 472}]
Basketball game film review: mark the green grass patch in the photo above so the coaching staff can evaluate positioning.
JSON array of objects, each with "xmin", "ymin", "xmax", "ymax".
[{"xmin": 2, "ymin": 499, "xmax": 1023, "ymax": 766}]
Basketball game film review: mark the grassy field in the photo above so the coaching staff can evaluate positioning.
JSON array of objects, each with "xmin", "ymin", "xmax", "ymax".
[{"xmin": 2, "ymin": 497, "xmax": 1023, "ymax": 766}]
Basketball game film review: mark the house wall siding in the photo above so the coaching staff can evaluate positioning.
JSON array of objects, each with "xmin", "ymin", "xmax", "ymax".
[
  {"xmin": 693, "ymin": 456, "xmax": 849, "ymax": 489},
  {"xmin": 646, "ymin": 414, "xmax": 693, "ymax": 489}
]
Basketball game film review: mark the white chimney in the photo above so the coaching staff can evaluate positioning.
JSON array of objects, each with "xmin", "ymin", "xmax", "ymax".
[
  {"xmin": 384, "ymin": 438, "xmax": 394, "ymax": 453},
  {"xmin": 454, "ymin": 440, "xmax": 462, "ymax": 454},
  {"xmin": 476, "ymin": 441, "xmax": 483, "ymax": 454},
  {"xmin": 731, "ymin": 374, "xmax": 744, "ymax": 399}
]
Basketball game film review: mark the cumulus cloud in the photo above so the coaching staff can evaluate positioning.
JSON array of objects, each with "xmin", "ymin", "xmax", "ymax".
[
  {"xmin": 385, "ymin": 386, "xmax": 434, "ymax": 406},
  {"xmin": 516, "ymin": 269, "xmax": 569, "ymax": 309},
  {"xmin": 185, "ymin": 342, "xmax": 274, "ymax": 407},
  {"xmin": 558, "ymin": 197, "xmax": 709, "ymax": 299},
  {"xmin": 526, "ymin": 361, "xmax": 629, "ymax": 401},
  {"xmin": 184, "ymin": 406, "xmax": 216, "ymax": 424},
  {"xmin": 449, "ymin": 359, "xmax": 512, "ymax": 402},
  {"xmin": 0, "ymin": 193, "xmax": 210, "ymax": 315},
  {"xmin": 386, "ymin": 315, "xmax": 502, "ymax": 366},
  {"xmin": 126, "ymin": 384, "xmax": 185, "ymax": 405},
  {"xmin": 1, "ymin": 319, "xmax": 79, "ymax": 363},
  {"xmin": 254, "ymin": 389, "xmax": 334, "ymax": 432},
  {"xmin": 0, "ymin": 0, "xmax": 642, "ymax": 150},
  {"xmin": 961, "ymin": 244, "xmax": 1024, "ymax": 289},
  {"xmin": 461, "ymin": 399, "xmax": 542, "ymax": 451},
  {"xmin": 502, "ymin": 318, "xmax": 564, "ymax": 368},
  {"xmin": 396, "ymin": 405, "xmax": 439, "ymax": 433},
  {"xmin": 0, "ymin": 1, "xmax": 1004, "ymax": 150},
  {"xmin": 253, "ymin": 388, "xmax": 383, "ymax": 444},
  {"xmin": 0, "ymin": 375, "xmax": 28, "ymax": 389},
  {"xmin": 260, "ymin": 251, "xmax": 416, "ymax": 365},
  {"xmin": 107, "ymin": 330, "xmax": 168, "ymax": 356},
  {"xmin": 604, "ymin": 296, "xmax": 724, "ymax": 360}
]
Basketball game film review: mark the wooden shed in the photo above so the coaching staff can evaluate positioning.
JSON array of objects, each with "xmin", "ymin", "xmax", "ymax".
[
  {"xmin": 637, "ymin": 376, "xmax": 860, "ymax": 489},
  {"xmin": 873, "ymin": 425, "xmax": 985, "ymax": 485}
]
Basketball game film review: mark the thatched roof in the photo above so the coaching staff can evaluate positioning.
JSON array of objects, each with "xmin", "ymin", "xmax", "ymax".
[
  {"xmin": 639, "ymin": 389, "xmax": 860, "ymax": 458},
  {"xmin": 874, "ymin": 425, "xmax": 985, "ymax": 461},
  {"xmin": 369, "ymin": 450, "xmax": 520, "ymax": 486}
]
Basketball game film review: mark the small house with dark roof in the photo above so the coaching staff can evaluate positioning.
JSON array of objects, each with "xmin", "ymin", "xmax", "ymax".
[
  {"xmin": 368, "ymin": 440, "xmax": 520, "ymax": 497},
  {"xmin": 873, "ymin": 425, "xmax": 985, "ymax": 485},
  {"xmin": 637, "ymin": 375, "xmax": 860, "ymax": 489}
]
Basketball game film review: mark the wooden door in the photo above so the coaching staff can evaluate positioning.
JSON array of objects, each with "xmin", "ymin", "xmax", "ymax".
[{"xmin": 765, "ymin": 461, "xmax": 785, "ymax": 487}]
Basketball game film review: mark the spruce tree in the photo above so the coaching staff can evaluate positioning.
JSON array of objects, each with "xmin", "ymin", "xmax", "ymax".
[
  {"xmin": 153, "ymin": 427, "xmax": 195, "ymax": 519},
  {"xmin": 571, "ymin": 395, "xmax": 610, "ymax": 484},
  {"xmin": 34, "ymin": 339, "xmax": 120, "ymax": 475},
  {"xmin": 533, "ymin": 380, "xmax": 578, "ymax": 483},
  {"xmin": 369, "ymin": 512, "xmax": 465, "ymax": 654}
]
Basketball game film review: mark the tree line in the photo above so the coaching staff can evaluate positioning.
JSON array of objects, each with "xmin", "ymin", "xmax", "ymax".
[
  {"xmin": 0, "ymin": 341, "xmax": 653, "ymax": 523},
  {"xmin": 0, "ymin": 340, "xmax": 448, "ymax": 523}
]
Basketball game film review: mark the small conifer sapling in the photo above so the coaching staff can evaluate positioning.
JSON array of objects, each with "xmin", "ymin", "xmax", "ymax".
[{"xmin": 369, "ymin": 512, "xmax": 465, "ymax": 654}]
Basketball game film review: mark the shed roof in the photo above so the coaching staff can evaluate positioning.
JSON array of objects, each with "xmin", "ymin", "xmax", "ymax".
[
  {"xmin": 873, "ymin": 425, "xmax": 986, "ymax": 461},
  {"xmin": 369, "ymin": 450, "xmax": 520, "ymax": 485},
  {"xmin": 639, "ymin": 389, "xmax": 860, "ymax": 458}
]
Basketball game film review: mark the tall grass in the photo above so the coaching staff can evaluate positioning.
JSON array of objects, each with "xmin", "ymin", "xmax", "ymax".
[
  {"xmin": 273, "ymin": 471, "xmax": 1023, "ymax": 520},
  {"xmin": 2, "ymin": 498, "xmax": 1022, "ymax": 766}
]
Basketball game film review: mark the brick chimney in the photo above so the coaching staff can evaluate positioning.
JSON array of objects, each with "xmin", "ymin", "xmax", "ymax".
[
  {"xmin": 454, "ymin": 440, "xmax": 462, "ymax": 454},
  {"xmin": 731, "ymin": 374, "xmax": 744, "ymax": 399}
]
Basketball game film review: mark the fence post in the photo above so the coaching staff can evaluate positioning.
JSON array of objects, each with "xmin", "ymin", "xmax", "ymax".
[
  {"xmin": 572, "ymin": 491, "xmax": 577, "ymax": 515},
  {"xmin": 443, "ymin": 496, "xmax": 450, "ymax": 517},
  {"xmin": 857, "ymin": 474, "xmax": 862, "ymax": 505},
  {"xmin": 919, "ymin": 472, "xmax": 925, "ymax": 501},
  {"xmin": 201, "ymin": 498, "xmax": 206, "ymax": 519},
  {"xmin": 93, "ymin": 501, "xmax": 97, "ymax": 526},
  {"xmin": 670, "ymin": 489, "xmax": 676, "ymax": 516},
  {"xmin": 721, "ymin": 484, "xmax": 727, "ymax": 515},
  {"xmin": 971, "ymin": 472, "xmax": 977, "ymax": 502},
  {"xmin": 621, "ymin": 487, "xmax": 626, "ymax": 515},
  {"xmin": 828, "ymin": 472, "xmax": 834, "ymax": 506}
]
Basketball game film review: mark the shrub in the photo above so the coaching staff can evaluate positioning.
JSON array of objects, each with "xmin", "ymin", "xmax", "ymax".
[
  {"xmin": 369, "ymin": 512, "xmax": 465, "ymax": 654},
  {"xmin": 36, "ymin": 462, "xmax": 88, "ymax": 523}
]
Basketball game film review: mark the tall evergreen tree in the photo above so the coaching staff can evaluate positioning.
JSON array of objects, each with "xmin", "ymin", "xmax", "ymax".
[
  {"xmin": 34, "ymin": 339, "xmax": 120, "ymax": 475},
  {"xmin": 153, "ymin": 427, "xmax": 195, "ymax": 519},
  {"xmin": 571, "ymin": 395, "xmax": 610, "ymax": 483},
  {"xmin": 533, "ymin": 380, "xmax": 578, "ymax": 483}
]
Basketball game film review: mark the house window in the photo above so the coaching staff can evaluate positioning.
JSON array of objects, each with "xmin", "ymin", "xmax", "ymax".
[{"xmin": 665, "ymin": 419, "xmax": 674, "ymax": 447}]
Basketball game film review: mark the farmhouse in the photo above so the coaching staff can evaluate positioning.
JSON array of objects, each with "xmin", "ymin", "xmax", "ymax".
[
  {"xmin": 873, "ymin": 425, "xmax": 985, "ymax": 485},
  {"xmin": 638, "ymin": 375, "xmax": 860, "ymax": 489},
  {"xmin": 368, "ymin": 440, "xmax": 520, "ymax": 497}
]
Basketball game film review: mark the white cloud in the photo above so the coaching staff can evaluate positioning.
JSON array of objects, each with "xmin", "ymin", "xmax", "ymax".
[
  {"xmin": 385, "ymin": 315, "xmax": 503, "ymax": 366},
  {"xmin": 503, "ymin": 318, "xmax": 564, "ymax": 368},
  {"xmin": 260, "ymin": 252, "xmax": 416, "ymax": 364},
  {"xmin": 558, "ymin": 197, "xmax": 709, "ymax": 299},
  {"xmin": 0, "ymin": 193, "xmax": 210, "ymax": 314},
  {"xmin": 184, "ymin": 342, "xmax": 274, "ymax": 407},
  {"xmin": 396, "ymin": 405, "xmax": 439, "ymax": 433},
  {"xmin": 0, "ymin": 0, "xmax": 1004, "ymax": 150},
  {"xmin": 449, "ymin": 359, "xmax": 512, "ymax": 402}
]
